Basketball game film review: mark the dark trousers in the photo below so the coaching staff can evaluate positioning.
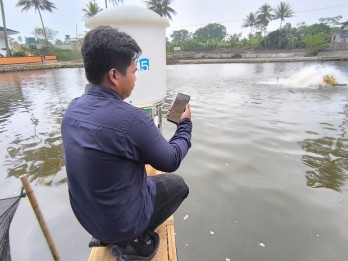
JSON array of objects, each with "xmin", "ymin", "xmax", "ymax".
[
  {"xmin": 89, "ymin": 174, "xmax": 189, "ymax": 247},
  {"xmin": 147, "ymin": 174, "xmax": 189, "ymax": 231}
]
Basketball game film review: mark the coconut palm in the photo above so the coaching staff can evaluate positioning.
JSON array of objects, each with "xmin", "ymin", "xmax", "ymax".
[
  {"xmin": 273, "ymin": 2, "xmax": 294, "ymax": 29},
  {"xmin": 0, "ymin": 0, "xmax": 10, "ymax": 56},
  {"xmin": 242, "ymin": 12, "xmax": 258, "ymax": 35},
  {"xmin": 16, "ymin": 0, "xmax": 56, "ymax": 48},
  {"xmin": 83, "ymin": 1, "xmax": 103, "ymax": 18},
  {"xmin": 256, "ymin": 3, "xmax": 273, "ymax": 36},
  {"xmin": 104, "ymin": 0, "xmax": 123, "ymax": 8},
  {"xmin": 145, "ymin": 0, "xmax": 177, "ymax": 20}
]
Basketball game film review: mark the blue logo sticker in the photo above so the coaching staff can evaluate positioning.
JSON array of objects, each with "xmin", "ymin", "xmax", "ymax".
[{"xmin": 137, "ymin": 58, "xmax": 150, "ymax": 71}]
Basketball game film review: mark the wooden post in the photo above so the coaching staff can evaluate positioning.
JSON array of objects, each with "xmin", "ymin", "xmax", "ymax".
[{"xmin": 20, "ymin": 174, "xmax": 61, "ymax": 261}]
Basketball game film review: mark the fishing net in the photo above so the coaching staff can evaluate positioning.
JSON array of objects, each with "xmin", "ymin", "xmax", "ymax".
[{"xmin": 0, "ymin": 191, "xmax": 25, "ymax": 261}]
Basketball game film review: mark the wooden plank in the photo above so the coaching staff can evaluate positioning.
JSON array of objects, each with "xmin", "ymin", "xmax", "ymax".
[
  {"xmin": 88, "ymin": 217, "xmax": 175, "ymax": 261},
  {"xmin": 145, "ymin": 165, "xmax": 162, "ymax": 176},
  {"xmin": 88, "ymin": 246, "xmax": 114, "ymax": 261},
  {"xmin": 166, "ymin": 216, "xmax": 177, "ymax": 261},
  {"xmin": 88, "ymin": 165, "xmax": 177, "ymax": 261}
]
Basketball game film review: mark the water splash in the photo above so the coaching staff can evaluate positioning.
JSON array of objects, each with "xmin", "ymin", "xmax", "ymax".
[{"xmin": 284, "ymin": 64, "xmax": 347, "ymax": 88}]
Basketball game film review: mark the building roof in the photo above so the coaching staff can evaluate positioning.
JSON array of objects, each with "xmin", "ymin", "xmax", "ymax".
[{"xmin": 0, "ymin": 26, "xmax": 19, "ymax": 35}]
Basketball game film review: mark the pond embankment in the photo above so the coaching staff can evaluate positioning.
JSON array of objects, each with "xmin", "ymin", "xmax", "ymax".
[
  {"xmin": 0, "ymin": 51, "xmax": 347, "ymax": 72},
  {"xmin": 166, "ymin": 50, "xmax": 348, "ymax": 65},
  {"xmin": 0, "ymin": 61, "xmax": 84, "ymax": 73}
]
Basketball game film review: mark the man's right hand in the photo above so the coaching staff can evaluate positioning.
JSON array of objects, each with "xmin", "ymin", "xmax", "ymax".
[{"xmin": 181, "ymin": 103, "xmax": 191, "ymax": 120}]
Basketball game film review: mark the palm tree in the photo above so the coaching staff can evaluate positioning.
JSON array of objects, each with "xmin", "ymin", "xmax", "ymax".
[
  {"xmin": 256, "ymin": 3, "xmax": 273, "ymax": 36},
  {"xmin": 64, "ymin": 34, "xmax": 71, "ymax": 44},
  {"xmin": 145, "ymin": 0, "xmax": 177, "ymax": 20},
  {"xmin": 0, "ymin": 0, "xmax": 10, "ymax": 56},
  {"xmin": 18, "ymin": 35, "xmax": 23, "ymax": 44},
  {"xmin": 242, "ymin": 12, "xmax": 258, "ymax": 35},
  {"xmin": 273, "ymin": 2, "xmax": 294, "ymax": 29},
  {"xmin": 83, "ymin": 1, "xmax": 103, "ymax": 18},
  {"xmin": 16, "ymin": 0, "xmax": 56, "ymax": 49},
  {"xmin": 104, "ymin": 0, "xmax": 123, "ymax": 9}
]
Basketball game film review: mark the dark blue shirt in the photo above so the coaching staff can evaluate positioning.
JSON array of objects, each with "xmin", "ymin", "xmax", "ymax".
[{"xmin": 61, "ymin": 84, "xmax": 192, "ymax": 244}]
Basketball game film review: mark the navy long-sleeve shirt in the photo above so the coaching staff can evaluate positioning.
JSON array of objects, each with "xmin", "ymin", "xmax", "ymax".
[{"xmin": 61, "ymin": 84, "xmax": 192, "ymax": 244}]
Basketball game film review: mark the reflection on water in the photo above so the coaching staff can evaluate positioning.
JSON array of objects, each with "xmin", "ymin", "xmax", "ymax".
[
  {"xmin": 0, "ymin": 69, "xmax": 86, "ymax": 185},
  {"xmin": 302, "ymin": 104, "xmax": 348, "ymax": 191},
  {"xmin": 6, "ymin": 132, "xmax": 64, "ymax": 182}
]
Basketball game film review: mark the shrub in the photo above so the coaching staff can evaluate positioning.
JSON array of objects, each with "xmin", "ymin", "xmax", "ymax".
[
  {"xmin": 46, "ymin": 48, "xmax": 82, "ymax": 61},
  {"xmin": 12, "ymin": 52, "xmax": 26, "ymax": 57},
  {"xmin": 232, "ymin": 53, "xmax": 242, "ymax": 58}
]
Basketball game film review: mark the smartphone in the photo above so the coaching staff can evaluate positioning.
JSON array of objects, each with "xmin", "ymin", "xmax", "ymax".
[{"xmin": 167, "ymin": 93, "xmax": 190, "ymax": 124}]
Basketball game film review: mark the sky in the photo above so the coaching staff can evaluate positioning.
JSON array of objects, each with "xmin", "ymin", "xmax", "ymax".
[{"xmin": 2, "ymin": 0, "xmax": 348, "ymax": 41}]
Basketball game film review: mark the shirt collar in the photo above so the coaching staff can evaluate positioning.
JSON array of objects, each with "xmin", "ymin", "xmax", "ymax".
[{"xmin": 85, "ymin": 83, "xmax": 122, "ymax": 100}]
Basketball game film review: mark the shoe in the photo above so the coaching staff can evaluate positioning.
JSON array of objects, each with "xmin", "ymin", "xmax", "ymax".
[
  {"xmin": 112, "ymin": 230, "xmax": 160, "ymax": 261},
  {"xmin": 88, "ymin": 237, "xmax": 109, "ymax": 247}
]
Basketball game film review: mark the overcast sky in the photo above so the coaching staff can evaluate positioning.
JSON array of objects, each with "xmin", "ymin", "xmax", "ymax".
[{"xmin": 2, "ymin": 0, "xmax": 348, "ymax": 41}]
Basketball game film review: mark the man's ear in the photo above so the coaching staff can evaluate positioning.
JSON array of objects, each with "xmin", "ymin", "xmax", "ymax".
[{"xmin": 108, "ymin": 68, "xmax": 119, "ymax": 84}]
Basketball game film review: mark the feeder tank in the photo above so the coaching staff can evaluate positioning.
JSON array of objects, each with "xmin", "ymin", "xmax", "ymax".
[{"xmin": 85, "ymin": 5, "xmax": 169, "ymax": 106}]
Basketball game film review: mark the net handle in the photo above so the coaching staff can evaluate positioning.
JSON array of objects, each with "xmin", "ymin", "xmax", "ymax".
[{"xmin": 20, "ymin": 174, "xmax": 61, "ymax": 261}]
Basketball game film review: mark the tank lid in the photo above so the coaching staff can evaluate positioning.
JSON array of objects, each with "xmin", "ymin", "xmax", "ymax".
[{"xmin": 85, "ymin": 5, "xmax": 170, "ymax": 29}]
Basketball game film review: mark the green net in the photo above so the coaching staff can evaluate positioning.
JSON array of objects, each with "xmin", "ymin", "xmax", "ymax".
[{"xmin": 0, "ymin": 192, "xmax": 25, "ymax": 261}]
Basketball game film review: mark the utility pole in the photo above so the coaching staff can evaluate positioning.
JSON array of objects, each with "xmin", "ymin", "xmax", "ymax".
[{"xmin": 0, "ymin": 0, "xmax": 11, "ymax": 57}]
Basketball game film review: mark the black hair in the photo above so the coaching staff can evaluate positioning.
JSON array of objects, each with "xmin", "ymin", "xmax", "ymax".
[{"xmin": 81, "ymin": 26, "xmax": 142, "ymax": 84}]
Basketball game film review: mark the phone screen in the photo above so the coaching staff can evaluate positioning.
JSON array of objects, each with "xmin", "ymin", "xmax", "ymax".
[{"xmin": 167, "ymin": 93, "xmax": 190, "ymax": 124}]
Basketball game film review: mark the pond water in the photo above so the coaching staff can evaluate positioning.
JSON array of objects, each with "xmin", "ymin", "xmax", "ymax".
[{"xmin": 1, "ymin": 61, "xmax": 348, "ymax": 261}]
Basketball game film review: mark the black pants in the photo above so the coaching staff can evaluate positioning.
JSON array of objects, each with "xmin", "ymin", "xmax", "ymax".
[
  {"xmin": 89, "ymin": 174, "xmax": 189, "ymax": 247},
  {"xmin": 147, "ymin": 174, "xmax": 189, "ymax": 231}
]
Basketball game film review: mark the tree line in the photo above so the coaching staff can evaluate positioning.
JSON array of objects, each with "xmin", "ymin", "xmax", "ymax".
[
  {"xmin": 168, "ymin": 18, "xmax": 342, "ymax": 55},
  {"xmin": 167, "ymin": 1, "xmax": 343, "ymax": 55},
  {"xmin": 2, "ymin": 0, "xmax": 344, "ymax": 59}
]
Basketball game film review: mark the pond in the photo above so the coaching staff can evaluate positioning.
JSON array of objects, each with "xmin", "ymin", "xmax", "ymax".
[{"xmin": 1, "ymin": 61, "xmax": 348, "ymax": 261}]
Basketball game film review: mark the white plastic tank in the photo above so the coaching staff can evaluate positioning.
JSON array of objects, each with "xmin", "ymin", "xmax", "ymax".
[{"xmin": 85, "ymin": 5, "xmax": 169, "ymax": 106}]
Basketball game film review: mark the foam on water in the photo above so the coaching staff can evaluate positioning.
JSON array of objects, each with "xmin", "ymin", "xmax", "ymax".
[{"xmin": 284, "ymin": 64, "xmax": 348, "ymax": 88}]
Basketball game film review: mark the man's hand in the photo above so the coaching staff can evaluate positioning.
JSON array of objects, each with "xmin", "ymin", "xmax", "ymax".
[{"xmin": 181, "ymin": 103, "xmax": 191, "ymax": 120}]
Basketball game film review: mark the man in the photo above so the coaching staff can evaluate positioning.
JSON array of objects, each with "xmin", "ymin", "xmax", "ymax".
[{"xmin": 61, "ymin": 26, "xmax": 192, "ymax": 261}]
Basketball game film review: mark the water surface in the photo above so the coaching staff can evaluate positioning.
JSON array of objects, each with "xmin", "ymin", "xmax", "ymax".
[{"xmin": 1, "ymin": 62, "xmax": 348, "ymax": 261}]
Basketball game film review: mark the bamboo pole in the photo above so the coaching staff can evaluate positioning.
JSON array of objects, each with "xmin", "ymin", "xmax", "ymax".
[{"xmin": 20, "ymin": 174, "xmax": 61, "ymax": 261}]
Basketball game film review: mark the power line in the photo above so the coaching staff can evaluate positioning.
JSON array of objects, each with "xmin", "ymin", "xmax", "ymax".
[
  {"xmin": 296, "ymin": 3, "xmax": 348, "ymax": 13},
  {"xmin": 170, "ymin": 3, "xmax": 348, "ymax": 30}
]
